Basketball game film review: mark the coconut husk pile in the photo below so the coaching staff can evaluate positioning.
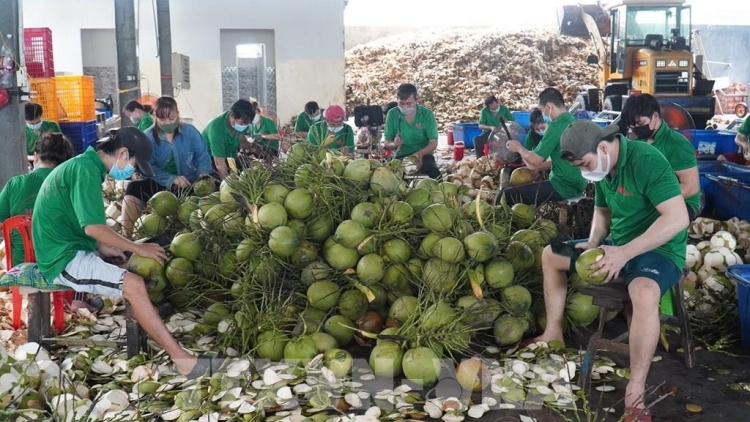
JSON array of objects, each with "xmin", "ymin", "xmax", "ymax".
[{"xmin": 345, "ymin": 28, "xmax": 599, "ymax": 130}]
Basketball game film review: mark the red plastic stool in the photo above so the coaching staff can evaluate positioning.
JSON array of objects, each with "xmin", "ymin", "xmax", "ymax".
[{"xmin": 2, "ymin": 215, "xmax": 66, "ymax": 333}]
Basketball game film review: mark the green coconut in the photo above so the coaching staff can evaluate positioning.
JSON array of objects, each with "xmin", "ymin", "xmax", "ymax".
[
  {"xmin": 368, "ymin": 284, "xmax": 388, "ymax": 310},
  {"xmin": 323, "ymin": 238, "xmax": 359, "ymax": 270},
  {"xmin": 307, "ymin": 281, "xmax": 341, "ymax": 311},
  {"xmin": 510, "ymin": 229, "xmax": 545, "ymax": 249},
  {"xmin": 307, "ymin": 214, "xmax": 335, "ymax": 243},
  {"xmin": 149, "ymin": 191, "xmax": 179, "ymax": 217},
  {"xmin": 402, "ymin": 347, "xmax": 441, "ymax": 386},
  {"xmin": 370, "ymin": 167, "xmax": 404, "ymax": 196},
  {"xmin": 415, "ymin": 178, "xmax": 439, "ymax": 191},
  {"xmin": 236, "ymin": 238, "xmax": 259, "ymax": 262},
  {"xmin": 334, "ymin": 220, "xmax": 372, "ymax": 249},
  {"xmin": 193, "ymin": 178, "xmax": 214, "ymax": 197},
  {"xmin": 382, "ymin": 264, "xmax": 413, "ymax": 300},
  {"xmin": 128, "ymin": 253, "xmax": 166, "ymax": 292},
  {"xmin": 456, "ymin": 296, "xmax": 502, "ymax": 329},
  {"xmin": 432, "ymin": 237, "xmax": 466, "ymax": 264},
  {"xmin": 423, "ymin": 258, "xmax": 459, "ymax": 294},
  {"xmin": 257, "ymin": 202, "xmax": 288, "ymax": 231},
  {"xmin": 165, "ymin": 258, "xmax": 193, "ymax": 287},
  {"xmin": 421, "ymin": 204, "xmax": 454, "ymax": 233},
  {"xmin": 493, "ymin": 315, "xmax": 526, "ymax": 346},
  {"xmin": 382, "ymin": 238, "xmax": 411, "ymax": 264},
  {"xmin": 511, "ymin": 203, "xmax": 535, "ymax": 228},
  {"xmin": 369, "ymin": 342, "xmax": 404, "ymax": 377},
  {"xmin": 291, "ymin": 240, "xmax": 319, "ymax": 267},
  {"xmin": 418, "ymin": 233, "xmax": 443, "ymax": 259},
  {"xmin": 350, "ymin": 202, "xmax": 381, "ymax": 229},
  {"xmin": 405, "ymin": 188, "xmax": 432, "ymax": 214},
  {"xmin": 287, "ymin": 219, "xmax": 307, "ymax": 239},
  {"xmin": 357, "ymin": 253, "xmax": 385, "ymax": 285},
  {"xmin": 170, "ymin": 232, "xmax": 202, "ymax": 260},
  {"xmin": 257, "ymin": 330, "xmax": 289, "ymax": 361},
  {"xmin": 533, "ymin": 218, "xmax": 559, "ymax": 242},
  {"xmin": 203, "ymin": 302, "xmax": 231, "ymax": 326},
  {"xmin": 343, "ymin": 159, "xmax": 373, "ymax": 186},
  {"xmin": 311, "ymin": 332, "xmax": 339, "ymax": 353},
  {"xmin": 219, "ymin": 178, "xmax": 240, "ymax": 205},
  {"xmin": 488, "ymin": 223, "xmax": 512, "ymax": 242},
  {"xmin": 505, "ymin": 241, "xmax": 536, "ymax": 272},
  {"xmin": 406, "ymin": 258, "xmax": 423, "ymax": 279},
  {"xmin": 339, "ymin": 290, "xmax": 369, "ymax": 322},
  {"xmin": 377, "ymin": 327, "xmax": 399, "ymax": 345},
  {"xmin": 204, "ymin": 203, "xmax": 234, "ymax": 228},
  {"xmin": 386, "ymin": 201, "xmax": 414, "ymax": 224},
  {"xmin": 283, "ymin": 336, "xmax": 318, "ymax": 366},
  {"xmin": 422, "ymin": 301, "xmax": 457, "ymax": 330},
  {"xmin": 323, "ymin": 315, "xmax": 355, "ymax": 346},
  {"xmin": 462, "ymin": 200, "xmax": 492, "ymax": 224},
  {"xmin": 324, "ymin": 348, "xmax": 354, "ymax": 378},
  {"xmin": 268, "ymin": 226, "xmax": 300, "ymax": 258},
  {"xmin": 222, "ymin": 210, "xmax": 244, "ymax": 235},
  {"xmin": 263, "ymin": 183, "xmax": 290, "ymax": 204},
  {"xmin": 301, "ymin": 261, "xmax": 334, "ymax": 287},
  {"xmin": 463, "ymin": 231, "xmax": 498, "ymax": 262},
  {"xmin": 567, "ymin": 292, "xmax": 600, "ymax": 327},
  {"xmin": 389, "ymin": 296, "xmax": 418, "ymax": 325},
  {"xmin": 294, "ymin": 164, "xmax": 315, "ymax": 188},
  {"xmin": 455, "ymin": 220, "xmax": 475, "ymax": 239},
  {"xmin": 199, "ymin": 192, "xmax": 221, "ymax": 213},
  {"xmin": 218, "ymin": 251, "xmax": 239, "ymax": 278},
  {"xmin": 284, "ymin": 188, "xmax": 314, "ymax": 220},
  {"xmin": 177, "ymin": 200, "xmax": 199, "ymax": 226},
  {"xmin": 135, "ymin": 213, "xmax": 167, "ymax": 237},
  {"xmin": 576, "ymin": 248, "xmax": 608, "ymax": 284},
  {"xmin": 501, "ymin": 285, "xmax": 533, "ymax": 315},
  {"xmin": 484, "ymin": 258, "xmax": 515, "ymax": 289}
]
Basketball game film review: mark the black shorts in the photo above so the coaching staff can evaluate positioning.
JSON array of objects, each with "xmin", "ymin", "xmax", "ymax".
[{"xmin": 125, "ymin": 179, "xmax": 192, "ymax": 203}]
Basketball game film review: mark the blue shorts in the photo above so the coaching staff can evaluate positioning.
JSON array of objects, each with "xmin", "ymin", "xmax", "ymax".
[{"xmin": 567, "ymin": 240, "xmax": 682, "ymax": 296}]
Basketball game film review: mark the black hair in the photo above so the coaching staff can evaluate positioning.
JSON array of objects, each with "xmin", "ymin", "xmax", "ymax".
[
  {"xmin": 153, "ymin": 96, "xmax": 181, "ymax": 144},
  {"xmin": 35, "ymin": 133, "xmax": 74, "ymax": 166},
  {"xmin": 24, "ymin": 102, "xmax": 43, "ymax": 121},
  {"xmin": 383, "ymin": 101, "xmax": 398, "ymax": 115},
  {"xmin": 304, "ymin": 101, "xmax": 320, "ymax": 115},
  {"xmin": 230, "ymin": 99, "xmax": 256, "ymax": 121},
  {"xmin": 484, "ymin": 95, "xmax": 498, "ymax": 108},
  {"xmin": 530, "ymin": 108, "xmax": 544, "ymax": 126},
  {"xmin": 143, "ymin": 104, "xmax": 154, "ymax": 114},
  {"xmin": 96, "ymin": 129, "xmax": 136, "ymax": 157},
  {"xmin": 621, "ymin": 94, "xmax": 661, "ymax": 127},
  {"xmin": 124, "ymin": 100, "xmax": 145, "ymax": 112},
  {"xmin": 560, "ymin": 133, "xmax": 618, "ymax": 162},
  {"xmin": 396, "ymin": 83, "xmax": 418, "ymax": 101},
  {"xmin": 538, "ymin": 87, "xmax": 565, "ymax": 108}
]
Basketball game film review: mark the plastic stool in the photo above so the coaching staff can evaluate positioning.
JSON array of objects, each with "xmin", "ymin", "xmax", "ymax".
[{"xmin": 2, "ymin": 215, "xmax": 66, "ymax": 333}]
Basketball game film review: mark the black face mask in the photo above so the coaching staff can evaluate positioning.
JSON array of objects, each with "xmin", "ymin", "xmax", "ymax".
[{"xmin": 633, "ymin": 124, "xmax": 653, "ymax": 140}]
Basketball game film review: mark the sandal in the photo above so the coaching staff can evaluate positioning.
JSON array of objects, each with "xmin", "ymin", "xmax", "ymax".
[
  {"xmin": 185, "ymin": 353, "xmax": 228, "ymax": 379},
  {"xmin": 623, "ymin": 407, "xmax": 652, "ymax": 422}
]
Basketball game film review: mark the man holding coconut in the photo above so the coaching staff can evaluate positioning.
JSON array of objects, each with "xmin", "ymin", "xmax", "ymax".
[{"xmin": 532, "ymin": 120, "xmax": 689, "ymax": 422}]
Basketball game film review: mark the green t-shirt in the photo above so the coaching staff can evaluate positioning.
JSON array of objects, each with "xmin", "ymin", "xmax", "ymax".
[
  {"xmin": 640, "ymin": 122, "xmax": 701, "ymax": 214},
  {"xmin": 137, "ymin": 114, "xmax": 155, "ymax": 132},
  {"xmin": 738, "ymin": 118, "xmax": 750, "ymax": 137},
  {"xmin": 384, "ymin": 105, "xmax": 439, "ymax": 158},
  {"xmin": 32, "ymin": 147, "xmax": 107, "ymax": 281},
  {"xmin": 594, "ymin": 136, "xmax": 687, "ymax": 271},
  {"xmin": 525, "ymin": 132, "xmax": 542, "ymax": 152},
  {"xmin": 307, "ymin": 121, "xmax": 355, "ymax": 150},
  {"xmin": 25, "ymin": 121, "xmax": 62, "ymax": 155},
  {"xmin": 294, "ymin": 111, "xmax": 322, "ymax": 135},
  {"xmin": 251, "ymin": 116, "xmax": 280, "ymax": 150},
  {"xmin": 0, "ymin": 167, "xmax": 53, "ymax": 267},
  {"xmin": 202, "ymin": 111, "xmax": 249, "ymax": 159},
  {"xmin": 478, "ymin": 106, "xmax": 514, "ymax": 128},
  {"xmin": 532, "ymin": 112, "xmax": 586, "ymax": 199},
  {"xmin": 163, "ymin": 151, "xmax": 178, "ymax": 176}
]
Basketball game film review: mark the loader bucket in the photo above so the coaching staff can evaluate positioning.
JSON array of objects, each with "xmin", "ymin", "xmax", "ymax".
[{"xmin": 558, "ymin": 3, "xmax": 611, "ymax": 38}]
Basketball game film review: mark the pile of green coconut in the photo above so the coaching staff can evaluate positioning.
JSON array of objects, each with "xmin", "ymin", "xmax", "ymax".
[{"xmin": 127, "ymin": 143, "xmax": 607, "ymax": 387}]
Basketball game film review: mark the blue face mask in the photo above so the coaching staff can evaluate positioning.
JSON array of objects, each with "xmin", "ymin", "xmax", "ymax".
[
  {"xmin": 233, "ymin": 123, "xmax": 248, "ymax": 133},
  {"xmin": 542, "ymin": 113, "xmax": 552, "ymax": 124},
  {"xmin": 109, "ymin": 154, "xmax": 136, "ymax": 180}
]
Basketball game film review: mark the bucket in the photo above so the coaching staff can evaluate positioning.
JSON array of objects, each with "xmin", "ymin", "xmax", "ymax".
[
  {"xmin": 447, "ymin": 129, "xmax": 454, "ymax": 146},
  {"xmin": 453, "ymin": 141, "xmax": 465, "ymax": 161},
  {"xmin": 725, "ymin": 264, "xmax": 750, "ymax": 351}
]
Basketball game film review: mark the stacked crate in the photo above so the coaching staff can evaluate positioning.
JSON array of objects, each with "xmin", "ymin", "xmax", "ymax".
[
  {"xmin": 715, "ymin": 83, "xmax": 748, "ymax": 115},
  {"xmin": 23, "ymin": 28, "xmax": 54, "ymax": 78},
  {"xmin": 56, "ymin": 75, "xmax": 98, "ymax": 154},
  {"xmin": 28, "ymin": 78, "xmax": 60, "ymax": 121}
]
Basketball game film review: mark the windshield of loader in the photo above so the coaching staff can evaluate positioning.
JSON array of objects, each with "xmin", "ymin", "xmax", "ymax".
[{"xmin": 623, "ymin": 5, "xmax": 691, "ymax": 49}]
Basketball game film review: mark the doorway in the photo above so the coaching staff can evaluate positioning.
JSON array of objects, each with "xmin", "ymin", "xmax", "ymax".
[
  {"xmin": 220, "ymin": 29, "xmax": 276, "ymax": 113},
  {"xmin": 236, "ymin": 43, "xmax": 267, "ymax": 108}
]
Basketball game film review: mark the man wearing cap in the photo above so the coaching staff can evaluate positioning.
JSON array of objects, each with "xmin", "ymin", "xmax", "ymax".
[
  {"xmin": 621, "ymin": 94, "xmax": 702, "ymax": 220},
  {"xmin": 307, "ymin": 105, "xmax": 355, "ymax": 154},
  {"xmin": 532, "ymin": 120, "xmax": 689, "ymax": 422},
  {"xmin": 32, "ymin": 127, "xmax": 213, "ymax": 378},
  {"xmin": 383, "ymin": 83, "xmax": 441, "ymax": 179},
  {"xmin": 504, "ymin": 87, "xmax": 587, "ymax": 206}
]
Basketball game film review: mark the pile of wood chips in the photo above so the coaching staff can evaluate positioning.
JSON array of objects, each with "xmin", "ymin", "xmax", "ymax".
[
  {"xmin": 0, "ymin": 290, "xmax": 27, "ymax": 354},
  {"xmin": 345, "ymin": 28, "xmax": 599, "ymax": 130}
]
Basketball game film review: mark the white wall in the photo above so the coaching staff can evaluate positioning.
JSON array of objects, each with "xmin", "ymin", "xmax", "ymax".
[{"xmin": 22, "ymin": 0, "xmax": 346, "ymax": 129}]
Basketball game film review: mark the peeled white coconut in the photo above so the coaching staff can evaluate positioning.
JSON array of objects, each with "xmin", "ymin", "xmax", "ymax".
[
  {"xmin": 690, "ymin": 217, "xmax": 719, "ymax": 239},
  {"xmin": 696, "ymin": 241, "xmax": 712, "ymax": 258},
  {"xmin": 702, "ymin": 274, "xmax": 735, "ymax": 294},
  {"xmin": 703, "ymin": 247, "xmax": 743, "ymax": 272},
  {"xmin": 696, "ymin": 265, "xmax": 717, "ymax": 284},
  {"xmin": 686, "ymin": 244, "xmax": 702, "ymax": 270},
  {"xmin": 710, "ymin": 231, "xmax": 738, "ymax": 251}
]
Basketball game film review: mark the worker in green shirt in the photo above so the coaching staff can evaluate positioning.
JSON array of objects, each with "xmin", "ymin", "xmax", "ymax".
[
  {"xmin": 24, "ymin": 102, "xmax": 61, "ymax": 156},
  {"xmin": 123, "ymin": 100, "xmax": 155, "ymax": 132},
  {"xmin": 295, "ymin": 101, "xmax": 323, "ymax": 140},
  {"xmin": 202, "ymin": 99, "xmax": 256, "ymax": 179},
  {"xmin": 383, "ymin": 83, "xmax": 441, "ymax": 179},
  {"xmin": 505, "ymin": 87, "xmax": 587, "ymax": 206},
  {"xmin": 1, "ymin": 133, "xmax": 73, "ymax": 267},
  {"xmin": 622, "ymin": 94, "xmax": 702, "ymax": 221},
  {"xmin": 249, "ymin": 109, "xmax": 281, "ymax": 160},
  {"xmin": 307, "ymin": 105, "xmax": 355, "ymax": 154},
  {"xmin": 476, "ymin": 95, "xmax": 515, "ymax": 158},
  {"xmin": 534, "ymin": 120, "xmax": 689, "ymax": 422}
]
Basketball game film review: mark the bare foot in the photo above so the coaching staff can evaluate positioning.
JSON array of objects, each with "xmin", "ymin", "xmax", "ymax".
[
  {"xmin": 521, "ymin": 331, "xmax": 565, "ymax": 348},
  {"xmin": 175, "ymin": 355, "xmax": 199, "ymax": 376},
  {"xmin": 68, "ymin": 300, "xmax": 99, "ymax": 313}
]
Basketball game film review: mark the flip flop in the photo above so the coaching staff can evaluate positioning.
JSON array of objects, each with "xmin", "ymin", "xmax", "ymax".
[
  {"xmin": 185, "ymin": 353, "xmax": 228, "ymax": 379},
  {"xmin": 623, "ymin": 407, "xmax": 652, "ymax": 422}
]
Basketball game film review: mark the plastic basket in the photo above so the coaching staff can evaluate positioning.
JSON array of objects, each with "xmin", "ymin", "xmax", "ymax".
[
  {"xmin": 59, "ymin": 120, "xmax": 98, "ymax": 155},
  {"xmin": 56, "ymin": 75, "xmax": 96, "ymax": 122},
  {"xmin": 28, "ymin": 77, "xmax": 60, "ymax": 121},
  {"xmin": 451, "ymin": 122, "xmax": 482, "ymax": 149},
  {"xmin": 699, "ymin": 166, "xmax": 750, "ymax": 221},
  {"xmin": 682, "ymin": 129, "xmax": 738, "ymax": 156},
  {"xmin": 511, "ymin": 111, "xmax": 531, "ymax": 130},
  {"xmin": 23, "ymin": 28, "xmax": 54, "ymax": 78},
  {"xmin": 725, "ymin": 265, "xmax": 750, "ymax": 352}
]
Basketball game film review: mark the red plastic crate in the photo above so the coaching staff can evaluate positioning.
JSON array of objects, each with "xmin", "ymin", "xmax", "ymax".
[{"xmin": 24, "ymin": 28, "xmax": 54, "ymax": 78}]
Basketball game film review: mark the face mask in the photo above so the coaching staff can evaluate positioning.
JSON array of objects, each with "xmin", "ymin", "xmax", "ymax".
[
  {"xmin": 490, "ymin": 107, "xmax": 499, "ymax": 113},
  {"xmin": 328, "ymin": 125, "xmax": 343, "ymax": 133},
  {"xmin": 580, "ymin": 151, "xmax": 612, "ymax": 182},
  {"xmin": 399, "ymin": 106, "xmax": 415, "ymax": 115},
  {"xmin": 109, "ymin": 153, "xmax": 136, "ymax": 180},
  {"xmin": 312, "ymin": 114, "xmax": 321, "ymax": 121},
  {"xmin": 130, "ymin": 115, "xmax": 141, "ymax": 124},
  {"xmin": 233, "ymin": 123, "xmax": 248, "ymax": 132},
  {"xmin": 27, "ymin": 122, "xmax": 43, "ymax": 131},
  {"xmin": 253, "ymin": 114, "xmax": 261, "ymax": 124},
  {"xmin": 159, "ymin": 122, "xmax": 178, "ymax": 134},
  {"xmin": 633, "ymin": 123, "xmax": 653, "ymax": 139},
  {"xmin": 536, "ymin": 130, "xmax": 546, "ymax": 137}
]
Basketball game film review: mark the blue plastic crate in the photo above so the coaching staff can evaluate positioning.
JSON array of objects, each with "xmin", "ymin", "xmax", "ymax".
[
  {"xmin": 699, "ymin": 165, "xmax": 750, "ymax": 221},
  {"xmin": 724, "ymin": 265, "xmax": 750, "ymax": 352},
  {"xmin": 451, "ymin": 122, "xmax": 482, "ymax": 149},
  {"xmin": 683, "ymin": 129, "xmax": 738, "ymax": 156},
  {"xmin": 60, "ymin": 120, "xmax": 98, "ymax": 155},
  {"xmin": 511, "ymin": 111, "xmax": 531, "ymax": 130}
]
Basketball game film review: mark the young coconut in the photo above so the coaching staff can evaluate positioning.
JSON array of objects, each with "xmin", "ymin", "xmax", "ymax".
[
  {"xmin": 575, "ymin": 248, "xmax": 608, "ymax": 284},
  {"xmin": 455, "ymin": 357, "xmax": 491, "ymax": 392}
]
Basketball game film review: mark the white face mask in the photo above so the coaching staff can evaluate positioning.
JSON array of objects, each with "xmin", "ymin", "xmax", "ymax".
[
  {"xmin": 312, "ymin": 114, "xmax": 321, "ymax": 121},
  {"xmin": 536, "ymin": 129, "xmax": 546, "ymax": 136},
  {"xmin": 581, "ymin": 151, "xmax": 611, "ymax": 182},
  {"xmin": 328, "ymin": 125, "xmax": 343, "ymax": 133}
]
